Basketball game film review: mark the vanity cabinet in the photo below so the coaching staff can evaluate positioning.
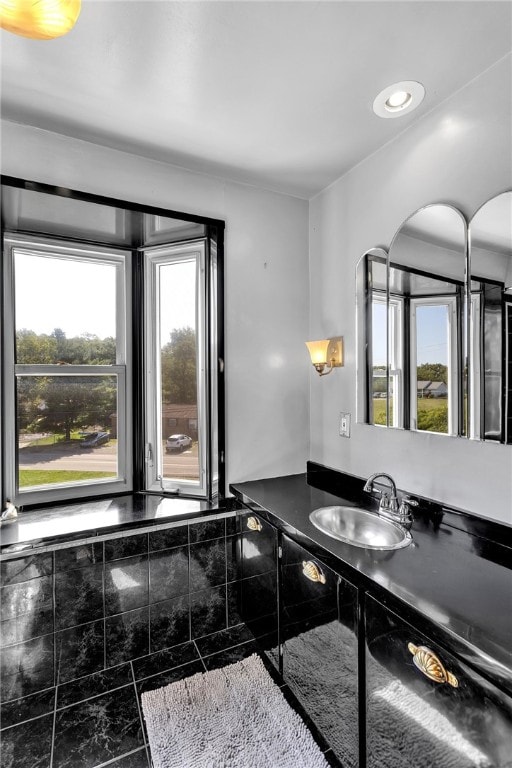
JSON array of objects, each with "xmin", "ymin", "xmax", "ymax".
[
  {"xmin": 365, "ymin": 595, "xmax": 512, "ymax": 768},
  {"xmin": 281, "ymin": 535, "xmax": 359, "ymax": 768},
  {"xmin": 236, "ymin": 510, "xmax": 279, "ymax": 667}
]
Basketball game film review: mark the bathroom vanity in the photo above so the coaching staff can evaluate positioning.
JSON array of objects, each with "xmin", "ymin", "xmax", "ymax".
[{"xmin": 231, "ymin": 463, "xmax": 512, "ymax": 768}]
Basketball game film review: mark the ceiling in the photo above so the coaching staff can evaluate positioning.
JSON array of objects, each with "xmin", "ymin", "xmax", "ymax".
[{"xmin": 1, "ymin": 1, "xmax": 511, "ymax": 199}]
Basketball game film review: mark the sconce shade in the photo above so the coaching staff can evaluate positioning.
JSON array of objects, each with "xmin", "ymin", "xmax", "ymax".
[
  {"xmin": 0, "ymin": 0, "xmax": 81, "ymax": 39},
  {"xmin": 306, "ymin": 337, "xmax": 343, "ymax": 376},
  {"xmin": 305, "ymin": 339, "xmax": 331, "ymax": 366}
]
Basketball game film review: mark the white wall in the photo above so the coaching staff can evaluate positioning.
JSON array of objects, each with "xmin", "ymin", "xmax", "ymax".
[
  {"xmin": 0, "ymin": 121, "xmax": 310, "ymax": 490},
  {"xmin": 309, "ymin": 56, "xmax": 512, "ymax": 524}
]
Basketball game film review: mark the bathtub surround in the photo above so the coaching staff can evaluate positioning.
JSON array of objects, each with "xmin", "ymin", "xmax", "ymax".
[{"xmin": 0, "ymin": 515, "xmax": 243, "ymax": 701}]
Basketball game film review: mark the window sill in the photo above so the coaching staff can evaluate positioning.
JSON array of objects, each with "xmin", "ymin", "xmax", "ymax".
[{"xmin": 0, "ymin": 492, "xmax": 233, "ymax": 556}]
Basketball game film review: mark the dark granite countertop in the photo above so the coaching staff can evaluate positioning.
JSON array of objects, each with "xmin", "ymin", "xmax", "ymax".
[
  {"xmin": 230, "ymin": 470, "xmax": 512, "ymax": 695},
  {"xmin": 0, "ymin": 493, "xmax": 232, "ymax": 554}
]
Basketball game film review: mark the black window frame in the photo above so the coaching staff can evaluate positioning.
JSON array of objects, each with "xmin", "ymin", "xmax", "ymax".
[{"xmin": 0, "ymin": 175, "xmax": 226, "ymax": 508}]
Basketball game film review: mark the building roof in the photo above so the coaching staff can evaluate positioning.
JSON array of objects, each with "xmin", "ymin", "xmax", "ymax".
[{"xmin": 161, "ymin": 404, "xmax": 198, "ymax": 419}]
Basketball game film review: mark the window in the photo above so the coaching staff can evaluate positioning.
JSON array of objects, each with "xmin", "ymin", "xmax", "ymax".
[
  {"xmin": 144, "ymin": 242, "xmax": 207, "ymax": 497},
  {"xmin": 1, "ymin": 178, "xmax": 225, "ymax": 508},
  {"xmin": 410, "ymin": 297, "xmax": 458, "ymax": 435},
  {"xmin": 2, "ymin": 235, "xmax": 131, "ymax": 504}
]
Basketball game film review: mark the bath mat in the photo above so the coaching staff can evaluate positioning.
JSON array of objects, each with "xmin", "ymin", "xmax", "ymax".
[{"xmin": 141, "ymin": 653, "xmax": 329, "ymax": 768}]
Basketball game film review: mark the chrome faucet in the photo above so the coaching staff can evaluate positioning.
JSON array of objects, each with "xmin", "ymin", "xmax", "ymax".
[{"xmin": 363, "ymin": 472, "xmax": 417, "ymax": 527}]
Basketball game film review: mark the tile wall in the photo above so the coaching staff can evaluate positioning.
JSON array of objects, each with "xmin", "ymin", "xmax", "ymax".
[{"xmin": 0, "ymin": 515, "xmax": 242, "ymax": 702}]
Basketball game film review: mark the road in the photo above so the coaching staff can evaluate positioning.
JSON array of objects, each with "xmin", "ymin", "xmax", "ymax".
[{"xmin": 19, "ymin": 442, "xmax": 200, "ymax": 479}]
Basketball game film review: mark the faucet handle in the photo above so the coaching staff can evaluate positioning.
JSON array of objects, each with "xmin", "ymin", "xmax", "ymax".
[{"xmin": 397, "ymin": 496, "xmax": 418, "ymax": 527}]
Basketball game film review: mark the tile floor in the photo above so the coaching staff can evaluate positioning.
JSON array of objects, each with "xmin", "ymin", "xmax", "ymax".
[{"xmin": 0, "ymin": 624, "xmax": 342, "ymax": 768}]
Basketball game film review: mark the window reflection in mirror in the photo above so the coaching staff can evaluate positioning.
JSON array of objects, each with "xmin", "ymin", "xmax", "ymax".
[
  {"xmin": 469, "ymin": 190, "xmax": 512, "ymax": 443},
  {"xmin": 360, "ymin": 205, "xmax": 468, "ymax": 437},
  {"xmin": 389, "ymin": 205, "xmax": 467, "ymax": 437}
]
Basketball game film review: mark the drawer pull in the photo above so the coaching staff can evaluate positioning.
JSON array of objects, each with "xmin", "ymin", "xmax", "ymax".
[
  {"xmin": 302, "ymin": 560, "xmax": 326, "ymax": 584},
  {"xmin": 246, "ymin": 516, "xmax": 262, "ymax": 532},
  {"xmin": 408, "ymin": 643, "xmax": 459, "ymax": 688}
]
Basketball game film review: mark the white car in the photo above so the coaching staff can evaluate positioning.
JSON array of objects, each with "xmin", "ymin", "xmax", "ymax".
[{"xmin": 166, "ymin": 434, "xmax": 193, "ymax": 453}]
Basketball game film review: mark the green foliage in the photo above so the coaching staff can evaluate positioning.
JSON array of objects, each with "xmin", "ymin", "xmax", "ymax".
[
  {"xmin": 16, "ymin": 329, "xmax": 117, "ymax": 437},
  {"xmin": 417, "ymin": 399, "xmax": 448, "ymax": 433},
  {"xmin": 416, "ymin": 363, "xmax": 448, "ymax": 385},
  {"xmin": 161, "ymin": 327, "xmax": 197, "ymax": 404}
]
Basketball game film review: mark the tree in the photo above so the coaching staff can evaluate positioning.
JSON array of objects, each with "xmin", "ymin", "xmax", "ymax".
[
  {"xmin": 161, "ymin": 327, "xmax": 197, "ymax": 404},
  {"xmin": 17, "ymin": 329, "xmax": 58, "ymax": 364},
  {"xmin": 416, "ymin": 363, "xmax": 448, "ymax": 384},
  {"xmin": 35, "ymin": 377, "xmax": 116, "ymax": 441}
]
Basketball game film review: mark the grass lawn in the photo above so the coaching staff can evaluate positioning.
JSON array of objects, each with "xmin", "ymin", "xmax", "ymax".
[
  {"xmin": 372, "ymin": 397, "xmax": 448, "ymax": 431},
  {"xmin": 19, "ymin": 470, "xmax": 114, "ymax": 487},
  {"xmin": 23, "ymin": 432, "xmax": 84, "ymax": 447}
]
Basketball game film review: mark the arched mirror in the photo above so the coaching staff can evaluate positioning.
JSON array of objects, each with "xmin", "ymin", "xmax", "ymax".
[
  {"xmin": 356, "ymin": 248, "xmax": 388, "ymax": 426},
  {"xmin": 357, "ymin": 205, "xmax": 468, "ymax": 437},
  {"xmin": 469, "ymin": 191, "xmax": 512, "ymax": 443}
]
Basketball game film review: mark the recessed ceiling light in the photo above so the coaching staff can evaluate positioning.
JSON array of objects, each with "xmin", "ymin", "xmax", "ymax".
[{"xmin": 373, "ymin": 81, "xmax": 425, "ymax": 119}]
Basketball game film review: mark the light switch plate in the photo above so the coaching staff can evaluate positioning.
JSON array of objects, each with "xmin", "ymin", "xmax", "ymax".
[{"xmin": 339, "ymin": 412, "xmax": 351, "ymax": 438}]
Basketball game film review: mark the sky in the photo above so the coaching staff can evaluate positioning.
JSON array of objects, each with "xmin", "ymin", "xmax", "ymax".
[
  {"xmin": 372, "ymin": 301, "xmax": 449, "ymax": 367},
  {"xmin": 14, "ymin": 252, "xmax": 196, "ymax": 341}
]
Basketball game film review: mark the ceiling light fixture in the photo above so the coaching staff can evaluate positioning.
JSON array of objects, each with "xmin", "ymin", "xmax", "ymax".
[
  {"xmin": 373, "ymin": 81, "xmax": 425, "ymax": 119},
  {"xmin": 0, "ymin": 0, "xmax": 81, "ymax": 40}
]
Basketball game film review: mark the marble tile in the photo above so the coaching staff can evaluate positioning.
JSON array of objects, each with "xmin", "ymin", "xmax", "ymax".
[
  {"xmin": 136, "ymin": 660, "xmax": 204, "ymax": 696},
  {"xmin": 0, "ymin": 576, "xmax": 53, "ymax": 621},
  {"xmin": 190, "ymin": 585, "xmax": 227, "ymax": 639},
  {"xmin": 55, "ymin": 563, "xmax": 103, "ymax": 630},
  {"xmin": 107, "ymin": 749, "xmax": 151, "ymax": 768},
  {"xmin": 1, "ymin": 553, "xmax": 53, "ymax": 586},
  {"xmin": 53, "ymin": 684, "xmax": 144, "ymax": 768},
  {"xmin": 195, "ymin": 623, "xmax": 254, "ymax": 657},
  {"xmin": 105, "ymin": 534, "xmax": 148, "ymax": 561},
  {"xmin": 225, "ymin": 515, "xmax": 238, "ymax": 537},
  {"xmin": 149, "ymin": 595, "xmax": 190, "ymax": 653},
  {"xmin": 0, "ymin": 576, "xmax": 53, "ymax": 646},
  {"xmin": 226, "ymin": 534, "xmax": 241, "ymax": 582},
  {"xmin": 202, "ymin": 641, "xmax": 260, "ymax": 671},
  {"xmin": 55, "ymin": 543, "xmax": 103, "ymax": 572},
  {"xmin": 189, "ymin": 518, "xmax": 225, "ymax": 543},
  {"xmin": 0, "ymin": 712, "xmax": 53, "ymax": 768},
  {"xmin": 0, "ymin": 634, "xmax": 54, "ymax": 701},
  {"xmin": 0, "ymin": 687, "xmax": 55, "ymax": 729},
  {"xmin": 239, "ymin": 571, "xmax": 278, "ymax": 621},
  {"xmin": 149, "ymin": 525, "xmax": 188, "ymax": 551},
  {"xmin": 105, "ymin": 555, "xmax": 149, "ymax": 616},
  {"xmin": 56, "ymin": 620, "xmax": 104, "ymax": 684},
  {"xmin": 226, "ymin": 582, "xmax": 243, "ymax": 627},
  {"xmin": 189, "ymin": 538, "xmax": 226, "ymax": 591},
  {"xmin": 57, "ymin": 663, "xmax": 132, "ymax": 709},
  {"xmin": 106, "ymin": 607, "xmax": 149, "ymax": 667},
  {"xmin": 149, "ymin": 546, "xmax": 188, "ymax": 603},
  {"xmin": 132, "ymin": 640, "xmax": 199, "ymax": 681}
]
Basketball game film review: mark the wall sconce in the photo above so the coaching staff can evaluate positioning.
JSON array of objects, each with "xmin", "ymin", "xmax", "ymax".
[
  {"xmin": 0, "ymin": 0, "xmax": 81, "ymax": 40},
  {"xmin": 305, "ymin": 337, "xmax": 343, "ymax": 377}
]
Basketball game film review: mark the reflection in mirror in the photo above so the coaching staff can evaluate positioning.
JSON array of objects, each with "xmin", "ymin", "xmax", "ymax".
[
  {"xmin": 469, "ymin": 191, "xmax": 512, "ymax": 443},
  {"xmin": 386, "ymin": 205, "xmax": 467, "ymax": 436},
  {"xmin": 356, "ymin": 248, "xmax": 388, "ymax": 427}
]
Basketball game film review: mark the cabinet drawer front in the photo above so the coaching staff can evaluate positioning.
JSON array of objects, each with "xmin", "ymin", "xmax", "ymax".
[
  {"xmin": 239, "ymin": 511, "xmax": 277, "ymax": 579},
  {"xmin": 281, "ymin": 536, "xmax": 338, "ymax": 627},
  {"xmin": 366, "ymin": 595, "xmax": 512, "ymax": 768}
]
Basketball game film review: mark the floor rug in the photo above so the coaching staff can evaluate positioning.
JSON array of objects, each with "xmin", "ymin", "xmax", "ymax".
[{"xmin": 141, "ymin": 653, "xmax": 329, "ymax": 768}]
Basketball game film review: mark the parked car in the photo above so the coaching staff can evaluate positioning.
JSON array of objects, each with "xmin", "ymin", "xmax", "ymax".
[
  {"xmin": 80, "ymin": 431, "xmax": 110, "ymax": 448},
  {"xmin": 166, "ymin": 434, "xmax": 192, "ymax": 453}
]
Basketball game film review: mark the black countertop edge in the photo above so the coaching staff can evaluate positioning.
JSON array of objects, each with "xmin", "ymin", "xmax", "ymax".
[
  {"xmin": 230, "ymin": 475, "xmax": 512, "ymax": 697},
  {"xmin": 306, "ymin": 461, "xmax": 512, "ymax": 548},
  {"xmin": 0, "ymin": 492, "xmax": 238, "ymax": 555}
]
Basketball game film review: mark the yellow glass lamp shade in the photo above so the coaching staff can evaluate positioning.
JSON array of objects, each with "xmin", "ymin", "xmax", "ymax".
[
  {"xmin": 305, "ymin": 337, "xmax": 343, "ymax": 376},
  {"xmin": 305, "ymin": 340, "xmax": 331, "ymax": 367},
  {"xmin": 0, "ymin": 0, "xmax": 81, "ymax": 39}
]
